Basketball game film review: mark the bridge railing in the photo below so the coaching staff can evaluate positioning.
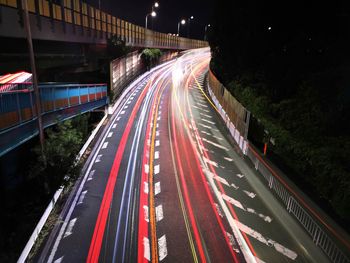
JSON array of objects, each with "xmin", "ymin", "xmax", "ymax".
[
  {"xmin": 207, "ymin": 70, "xmax": 350, "ymax": 263},
  {"xmin": 0, "ymin": 83, "xmax": 107, "ymax": 131},
  {"xmin": 0, "ymin": 0, "xmax": 207, "ymax": 50}
]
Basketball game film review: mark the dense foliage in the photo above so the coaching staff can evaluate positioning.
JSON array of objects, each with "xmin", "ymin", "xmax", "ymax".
[
  {"xmin": 29, "ymin": 115, "xmax": 89, "ymax": 194},
  {"xmin": 208, "ymin": 0, "xmax": 350, "ymax": 223},
  {"xmin": 141, "ymin": 48, "xmax": 163, "ymax": 69}
]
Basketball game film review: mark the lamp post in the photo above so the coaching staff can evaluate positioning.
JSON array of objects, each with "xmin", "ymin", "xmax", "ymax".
[
  {"xmin": 187, "ymin": 16, "xmax": 194, "ymax": 38},
  {"xmin": 177, "ymin": 19, "xmax": 186, "ymax": 36},
  {"xmin": 145, "ymin": 11, "xmax": 156, "ymax": 29},
  {"xmin": 21, "ymin": 0, "xmax": 45, "ymax": 156},
  {"xmin": 204, "ymin": 24, "xmax": 211, "ymax": 40},
  {"xmin": 145, "ymin": 2, "xmax": 159, "ymax": 30}
]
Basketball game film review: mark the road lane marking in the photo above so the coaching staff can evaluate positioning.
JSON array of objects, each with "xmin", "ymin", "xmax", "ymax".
[
  {"xmin": 144, "ymin": 237, "xmax": 151, "ymax": 260},
  {"xmin": 120, "ymin": 110, "xmax": 125, "ymax": 114},
  {"xmin": 199, "ymin": 112, "xmax": 212, "ymax": 118},
  {"xmin": 154, "ymin": 164, "xmax": 160, "ymax": 175},
  {"xmin": 197, "ymin": 102, "xmax": 208, "ymax": 108},
  {"xmin": 224, "ymin": 157, "xmax": 233, "ymax": 162},
  {"xmin": 95, "ymin": 154, "xmax": 103, "ymax": 163},
  {"xmin": 145, "ymin": 164, "xmax": 149, "ymax": 174},
  {"xmin": 155, "ymin": 140, "xmax": 160, "ymax": 147},
  {"xmin": 203, "ymin": 156, "xmax": 218, "ymax": 168},
  {"xmin": 78, "ymin": 190, "xmax": 87, "ymax": 205},
  {"xmin": 102, "ymin": 142, "xmax": 108, "ymax": 149},
  {"xmin": 226, "ymin": 232, "xmax": 240, "ymax": 253},
  {"xmin": 155, "ymin": 151, "xmax": 159, "ymax": 159},
  {"xmin": 107, "ymin": 132, "xmax": 113, "ymax": 138},
  {"xmin": 223, "ymin": 194, "xmax": 273, "ymax": 223},
  {"xmin": 198, "ymin": 123, "xmax": 218, "ymax": 131},
  {"xmin": 202, "ymin": 137, "xmax": 229, "ymax": 151},
  {"xmin": 156, "ymin": 131, "xmax": 160, "ymax": 137},
  {"xmin": 231, "ymin": 183, "xmax": 239, "ymax": 190},
  {"xmin": 87, "ymin": 170, "xmax": 95, "ymax": 181},
  {"xmin": 156, "ymin": 205, "xmax": 164, "ymax": 222},
  {"xmin": 233, "ymin": 219, "xmax": 297, "ymax": 260},
  {"xmin": 53, "ymin": 256, "xmax": 64, "ymax": 263},
  {"xmin": 155, "ymin": 182, "xmax": 161, "ymax": 195},
  {"xmin": 243, "ymin": 190, "xmax": 256, "ymax": 198},
  {"xmin": 202, "ymin": 118, "xmax": 215, "ymax": 125},
  {"xmin": 192, "ymin": 105, "xmax": 210, "ymax": 113},
  {"xmin": 112, "ymin": 124, "xmax": 117, "ymax": 129},
  {"xmin": 143, "ymin": 205, "xmax": 149, "ymax": 222},
  {"xmin": 158, "ymin": 235, "xmax": 168, "ymax": 261},
  {"xmin": 144, "ymin": 182, "xmax": 149, "ymax": 194},
  {"xmin": 117, "ymin": 117, "xmax": 121, "ymax": 121},
  {"xmin": 127, "ymin": 101, "xmax": 131, "ymax": 104},
  {"xmin": 63, "ymin": 218, "xmax": 77, "ymax": 238},
  {"xmin": 124, "ymin": 105, "xmax": 128, "ymax": 109},
  {"xmin": 236, "ymin": 173, "xmax": 244, "ymax": 178}
]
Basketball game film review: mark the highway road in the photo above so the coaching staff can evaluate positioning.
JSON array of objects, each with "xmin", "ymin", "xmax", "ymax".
[{"xmin": 37, "ymin": 48, "xmax": 328, "ymax": 263}]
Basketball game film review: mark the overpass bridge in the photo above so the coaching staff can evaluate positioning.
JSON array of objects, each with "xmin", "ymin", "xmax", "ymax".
[{"xmin": 0, "ymin": 0, "xmax": 207, "ymax": 50}]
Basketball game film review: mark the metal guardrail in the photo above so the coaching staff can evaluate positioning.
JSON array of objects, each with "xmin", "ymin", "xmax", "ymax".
[
  {"xmin": 208, "ymin": 71, "xmax": 350, "ymax": 263},
  {"xmin": 246, "ymin": 145, "xmax": 350, "ymax": 263}
]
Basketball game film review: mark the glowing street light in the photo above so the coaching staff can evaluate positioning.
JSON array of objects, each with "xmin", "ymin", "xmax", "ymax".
[
  {"xmin": 187, "ymin": 16, "xmax": 194, "ymax": 38},
  {"xmin": 177, "ymin": 19, "xmax": 186, "ymax": 36},
  {"xmin": 154, "ymin": 2, "xmax": 159, "ymax": 8},
  {"xmin": 204, "ymin": 24, "xmax": 211, "ymax": 40},
  {"xmin": 145, "ymin": 11, "xmax": 157, "ymax": 29}
]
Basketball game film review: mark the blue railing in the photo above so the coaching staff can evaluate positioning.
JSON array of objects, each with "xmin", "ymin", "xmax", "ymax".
[{"xmin": 0, "ymin": 83, "xmax": 108, "ymax": 156}]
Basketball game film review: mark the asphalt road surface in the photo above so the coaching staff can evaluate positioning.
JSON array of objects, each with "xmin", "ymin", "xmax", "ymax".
[{"xmin": 37, "ymin": 48, "xmax": 328, "ymax": 263}]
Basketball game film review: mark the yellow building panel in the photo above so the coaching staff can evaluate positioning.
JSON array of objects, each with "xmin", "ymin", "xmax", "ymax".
[
  {"xmin": 53, "ymin": 4, "xmax": 62, "ymax": 20},
  {"xmin": 73, "ymin": 0, "xmax": 80, "ymax": 11},
  {"xmin": 64, "ymin": 0, "xmax": 71, "ymax": 9},
  {"xmin": 42, "ymin": 0, "xmax": 50, "ymax": 17},
  {"xmin": 65, "ymin": 8, "xmax": 72, "ymax": 23},
  {"xmin": 74, "ymin": 12, "xmax": 81, "ymax": 25},
  {"xmin": 28, "ymin": 0, "xmax": 35, "ymax": 12}
]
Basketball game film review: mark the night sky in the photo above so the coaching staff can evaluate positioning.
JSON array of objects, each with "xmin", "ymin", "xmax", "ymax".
[{"xmin": 85, "ymin": 0, "xmax": 212, "ymax": 40}]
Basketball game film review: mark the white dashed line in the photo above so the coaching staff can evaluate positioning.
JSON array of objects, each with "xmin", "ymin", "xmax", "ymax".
[
  {"xmin": 144, "ymin": 237, "xmax": 150, "ymax": 261},
  {"xmin": 87, "ymin": 170, "xmax": 95, "ymax": 181},
  {"xmin": 78, "ymin": 190, "xmax": 87, "ymax": 205},
  {"xmin": 202, "ymin": 137, "xmax": 229, "ymax": 151},
  {"xmin": 158, "ymin": 235, "xmax": 168, "ymax": 261},
  {"xmin": 95, "ymin": 154, "xmax": 103, "ymax": 163},
  {"xmin": 236, "ymin": 173, "xmax": 244, "ymax": 178},
  {"xmin": 154, "ymin": 164, "xmax": 160, "ymax": 175},
  {"xmin": 145, "ymin": 164, "xmax": 149, "ymax": 174},
  {"xmin": 120, "ymin": 110, "xmax": 125, "ymax": 115},
  {"xmin": 112, "ymin": 123, "xmax": 117, "ymax": 129},
  {"xmin": 224, "ymin": 157, "xmax": 233, "ymax": 162},
  {"xmin": 155, "ymin": 182, "xmax": 161, "ymax": 195},
  {"xmin": 102, "ymin": 142, "xmax": 109, "ymax": 149},
  {"xmin": 53, "ymin": 256, "xmax": 64, "ymax": 263},
  {"xmin": 243, "ymin": 190, "xmax": 256, "ymax": 198},
  {"xmin": 144, "ymin": 182, "xmax": 149, "ymax": 194},
  {"xmin": 156, "ymin": 130, "xmax": 160, "ymax": 137},
  {"xmin": 155, "ymin": 151, "xmax": 159, "ymax": 159},
  {"xmin": 143, "ymin": 205, "xmax": 149, "ymax": 222},
  {"xmin": 63, "ymin": 218, "xmax": 77, "ymax": 238},
  {"xmin": 156, "ymin": 205, "xmax": 164, "ymax": 222},
  {"xmin": 117, "ymin": 117, "xmax": 121, "ymax": 121},
  {"xmin": 107, "ymin": 132, "xmax": 113, "ymax": 138},
  {"xmin": 155, "ymin": 140, "xmax": 160, "ymax": 147},
  {"xmin": 202, "ymin": 118, "xmax": 215, "ymax": 125}
]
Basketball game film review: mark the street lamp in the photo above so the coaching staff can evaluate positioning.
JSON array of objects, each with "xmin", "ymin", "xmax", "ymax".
[
  {"xmin": 187, "ymin": 16, "xmax": 194, "ymax": 38},
  {"xmin": 145, "ymin": 2, "xmax": 159, "ymax": 29},
  {"xmin": 204, "ymin": 24, "xmax": 211, "ymax": 40},
  {"xmin": 145, "ymin": 11, "xmax": 156, "ymax": 29},
  {"xmin": 177, "ymin": 19, "xmax": 186, "ymax": 36}
]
